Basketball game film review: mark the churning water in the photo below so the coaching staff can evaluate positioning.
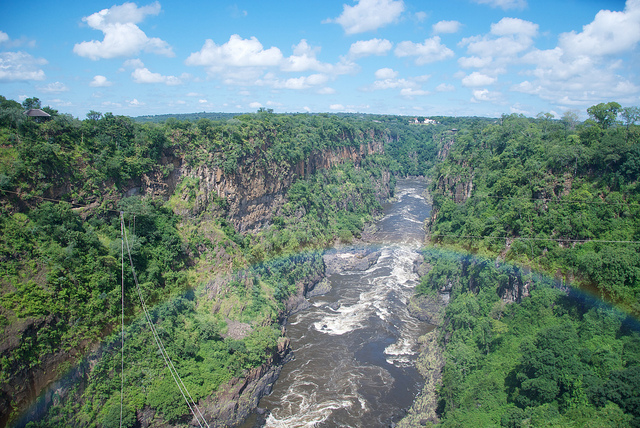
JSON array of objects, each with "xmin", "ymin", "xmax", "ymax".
[{"xmin": 252, "ymin": 178, "xmax": 432, "ymax": 427}]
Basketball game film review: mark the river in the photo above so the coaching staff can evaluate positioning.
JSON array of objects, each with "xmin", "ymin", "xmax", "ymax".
[{"xmin": 246, "ymin": 178, "xmax": 432, "ymax": 427}]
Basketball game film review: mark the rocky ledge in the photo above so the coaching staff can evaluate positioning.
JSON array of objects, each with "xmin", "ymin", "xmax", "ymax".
[{"xmin": 322, "ymin": 246, "xmax": 381, "ymax": 276}]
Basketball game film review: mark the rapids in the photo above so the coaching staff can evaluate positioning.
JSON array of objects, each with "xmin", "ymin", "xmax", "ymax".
[{"xmin": 246, "ymin": 178, "xmax": 432, "ymax": 427}]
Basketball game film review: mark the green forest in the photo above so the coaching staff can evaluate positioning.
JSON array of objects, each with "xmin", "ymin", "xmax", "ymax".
[
  {"xmin": 1, "ymin": 94, "xmax": 639, "ymax": 427},
  {"xmin": 417, "ymin": 102, "xmax": 640, "ymax": 427},
  {"xmin": 0, "ymin": 95, "xmax": 440, "ymax": 427}
]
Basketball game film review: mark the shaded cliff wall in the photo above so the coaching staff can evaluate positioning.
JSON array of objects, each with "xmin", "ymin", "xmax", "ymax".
[{"xmin": 140, "ymin": 139, "xmax": 386, "ymax": 233}]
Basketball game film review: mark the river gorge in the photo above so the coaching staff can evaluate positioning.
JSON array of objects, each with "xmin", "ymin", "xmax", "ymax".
[{"xmin": 241, "ymin": 178, "xmax": 433, "ymax": 427}]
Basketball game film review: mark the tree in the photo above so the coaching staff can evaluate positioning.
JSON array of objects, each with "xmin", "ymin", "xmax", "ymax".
[
  {"xmin": 561, "ymin": 110, "xmax": 580, "ymax": 131},
  {"xmin": 587, "ymin": 102, "xmax": 621, "ymax": 129},
  {"xmin": 86, "ymin": 110, "xmax": 103, "ymax": 121},
  {"xmin": 620, "ymin": 106, "xmax": 640, "ymax": 128},
  {"xmin": 22, "ymin": 97, "xmax": 41, "ymax": 110}
]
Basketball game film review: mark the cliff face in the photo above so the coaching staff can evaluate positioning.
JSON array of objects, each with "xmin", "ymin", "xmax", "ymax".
[
  {"xmin": 139, "ymin": 140, "xmax": 385, "ymax": 233},
  {"xmin": 2, "ymin": 134, "xmax": 390, "ymax": 428}
]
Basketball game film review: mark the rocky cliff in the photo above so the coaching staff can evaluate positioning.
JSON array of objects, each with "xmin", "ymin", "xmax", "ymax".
[
  {"xmin": 2, "ymin": 130, "xmax": 391, "ymax": 428},
  {"xmin": 139, "ymin": 139, "xmax": 386, "ymax": 233}
]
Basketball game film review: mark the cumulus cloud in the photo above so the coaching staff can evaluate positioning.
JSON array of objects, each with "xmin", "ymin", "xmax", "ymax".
[
  {"xmin": 186, "ymin": 34, "xmax": 283, "ymax": 82},
  {"xmin": 559, "ymin": 0, "xmax": 640, "ymax": 57},
  {"xmin": 400, "ymin": 88, "xmax": 430, "ymax": 98},
  {"xmin": 436, "ymin": 83, "xmax": 455, "ymax": 92},
  {"xmin": 187, "ymin": 35, "xmax": 355, "ymax": 86},
  {"xmin": 348, "ymin": 38, "xmax": 393, "ymax": 59},
  {"xmin": 73, "ymin": 1, "xmax": 173, "ymax": 60},
  {"xmin": 516, "ymin": 47, "xmax": 639, "ymax": 105},
  {"xmin": 38, "ymin": 81, "xmax": 70, "ymax": 93},
  {"xmin": 491, "ymin": 17, "xmax": 538, "ymax": 37},
  {"xmin": 365, "ymin": 69, "xmax": 430, "ymax": 98},
  {"xmin": 329, "ymin": 104, "xmax": 345, "ymax": 110},
  {"xmin": 472, "ymin": 0, "xmax": 527, "ymax": 10},
  {"xmin": 458, "ymin": 56, "xmax": 493, "ymax": 68},
  {"xmin": 395, "ymin": 36, "xmax": 454, "ymax": 64},
  {"xmin": 471, "ymin": 88, "xmax": 502, "ymax": 103},
  {"xmin": 511, "ymin": 1, "xmax": 640, "ymax": 106},
  {"xmin": 281, "ymin": 40, "xmax": 334, "ymax": 73},
  {"xmin": 432, "ymin": 20, "xmax": 461, "ymax": 34},
  {"xmin": 0, "ymin": 51, "xmax": 47, "ymax": 81},
  {"xmin": 131, "ymin": 67, "xmax": 184, "ymax": 85},
  {"xmin": 90, "ymin": 75, "xmax": 112, "ymax": 87},
  {"xmin": 374, "ymin": 68, "xmax": 398, "ymax": 80},
  {"xmin": 258, "ymin": 73, "xmax": 329, "ymax": 90},
  {"xmin": 455, "ymin": 16, "xmax": 538, "ymax": 82},
  {"xmin": 0, "ymin": 31, "xmax": 8, "ymax": 44},
  {"xmin": 127, "ymin": 98, "xmax": 144, "ymax": 106},
  {"xmin": 462, "ymin": 72, "xmax": 497, "ymax": 87},
  {"xmin": 325, "ymin": 0, "xmax": 405, "ymax": 34},
  {"xmin": 249, "ymin": 101, "xmax": 263, "ymax": 109}
]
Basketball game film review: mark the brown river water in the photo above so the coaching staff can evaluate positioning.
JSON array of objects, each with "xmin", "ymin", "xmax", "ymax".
[{"xmin": 243, "ymin": 178, "xmax": 433, "ymax": 427}]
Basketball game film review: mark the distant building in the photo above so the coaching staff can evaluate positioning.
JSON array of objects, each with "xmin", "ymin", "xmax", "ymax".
[
  {"xmin": 24, "ymin": 109, "xmax": 52, "ymax": 122},
  {"xmin": 411, "ymin": 117, "xmax": 439, "ymax": 125}
]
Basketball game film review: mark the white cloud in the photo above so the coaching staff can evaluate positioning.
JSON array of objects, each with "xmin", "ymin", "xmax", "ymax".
[
  {"xmin": 303, "ymin": 106, "xmax": 311, "ymax": 112},
  {"xmin": 123, "ymin": 58, "xmax": 145, "ymax": 69},
  {"xmin": 432, "ymin": 20, "xmax": 461, "ymax": 34},
  {"xmin": 348, "ymin": 38, "xmax": 393, "ymax": 59},
  {"xmin": 374, "ymin": 68, "xmax": 398, "ymax": 80},
  {"xmin": 395, "ymin": 37, "xmax": 454, "ymax": 65},
  {"xmin": 458, "ymin": 56, "xmax": 493, "ymax": 68},
  {"xmin": 436, "ymin": 83, "xmax": 455, "ymax": 92},
  {"xmin": 329, "ymin": 104, "xmax": 345, "ymax": 110},
  {"xmin": 38, "ymin": 81, "xmax": 70, "ymax": 93},
  {"xmin": 325, "ymin": 0, "xmax": 405, "ymax": 34},
  {"xmin": 187, "ymin": 35, "xmax": 355, "ymax": 86},
  {"xmin": 559, "ymin": 0, "xmax": 640, "ymax": 57},
  {"xmin": 249, "ymin": 101, "xmax": 263, "ymax": 109},
  {"xmin": 516, "ymin": 46, "xmax": 639, "ymax": 106},
  {"xmin": 318, "ymin": 87, "xmax": 336, "ymax": 94},
  {"xmin": 74, "ymin": 2, "xmax": 173, "ymax": 60},
  {"xmin": 400, "ymin": 88, "xmax": 430, "ymax": 98},
  {"xmin": 90, "ymin": 75, "xmax": 112, "ymax": 87},
  {"xmin": 127, "ymin": 98, "xmax": 144, "ymax": 106},
  {"xmin": 259, "ymin": 73, "xmax": 329, "ymax": 90},
  {"xmin": 131, "ymin": 67, "xmax": 184, "ymax": 85},
  {"xmin": 491, "ymin": 17, "xmax": 538, "ymax": 37},
  {"xmin": 415, "ymin": 11, "xmax": 428, "ymax": 22},
  {"xmin": 472, "ymin": 0, "xmax": 527, "ymax": 10},
  {"xmin": 460, "ymin": 18, "xmax": 538, "ymax": 59},
  {"xmin": 186, "ymin": 34, "xmax": 283, "ymax": 83},
  {"xmin": 471, "ymin": 88, "xmax": 501, "ymax": 103},
  {"xmin": 186, "ymin": 92, "xmax": 202, "ymax": 97},
  {"xmin": 199, "ymin": 99, "xmax": 208, "ymax": 104},
  {"xmin": 281, "ymin": 40, "xmax": 335, "ymax": 73},
  {"xmin": 508, "ymin": 1, "xmax": 640, "ymax": 107},
  {"xmin": 102, "ymin": 101, "xmax": 123, "ymax": 108},
  {"xmin": 187, "ymin": 35, "xmax": 283, "ymax": 68},
  {"xmin": 0, "ymin": 31, "xmax": 36, "ymax": 48},
  {"xmin": 462, "ymin": 72, "xmax": 497, "ymax": 87},
  {"xmin": 0, "ymin": 51, "xmax": 47, "ymax": 81}
]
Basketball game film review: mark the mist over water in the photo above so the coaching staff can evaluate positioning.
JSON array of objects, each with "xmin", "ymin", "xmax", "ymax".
[{"xmin": 249, "ymin": 178, "xmax": 433, "ymax": 427}]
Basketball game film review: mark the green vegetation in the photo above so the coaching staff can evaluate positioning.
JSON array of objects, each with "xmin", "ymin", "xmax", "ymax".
[
  {"xmin": 420, "ymin": 104, "xmax": 640, "ymax": 426},
  {"xmin": 418, "ymin": 251, "xmax": 640, "ymax": 427},
  {"xmin": 0, "ymin": 96, "xmax": 432, "ymax": 426},
  {"xmin": 428, "ymin": 109, "xmax": 640, "ymax": 313},
  {"xmin": 3, "ymin": 93, "xmax": 639, "ymax": 427}
]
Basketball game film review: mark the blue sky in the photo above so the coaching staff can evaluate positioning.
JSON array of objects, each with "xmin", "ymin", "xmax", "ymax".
[{"xmin": 1, "ymin": 0, "xmax": 638, "ymax": 119}]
